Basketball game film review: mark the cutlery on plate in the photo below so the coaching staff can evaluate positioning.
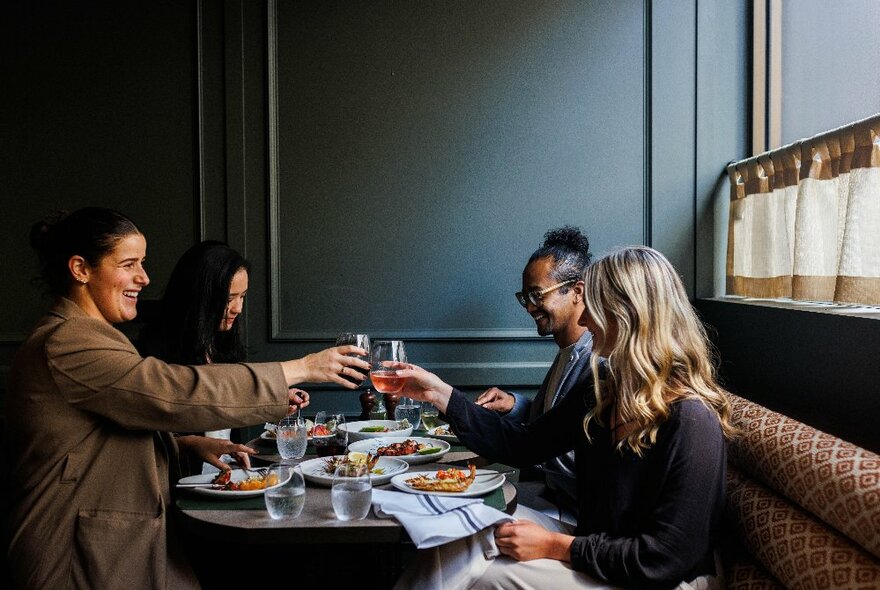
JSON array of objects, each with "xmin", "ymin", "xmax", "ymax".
[{"xmin": 175, "ymin": 483, "xmax": 224, "ymax": 489}]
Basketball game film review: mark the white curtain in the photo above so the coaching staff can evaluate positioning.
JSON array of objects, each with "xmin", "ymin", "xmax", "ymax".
[{"xmin": 727, "ymin": 114, "xmax": 880, "ymax": 305}]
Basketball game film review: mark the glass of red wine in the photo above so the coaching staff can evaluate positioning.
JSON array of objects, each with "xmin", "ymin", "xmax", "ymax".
[
  {"xmin": 335, "ymin": 333, "xmax": 371, "ymax": 386},
  {"xmin": 314, "ymin": 413, "xmax": 347, "ymax": 458}
]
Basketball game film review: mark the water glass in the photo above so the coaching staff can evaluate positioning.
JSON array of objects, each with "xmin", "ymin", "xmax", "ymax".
[
  {"xmin": 394, "ymin": 396, "xmax": 422, "ymax": 430},
  {"xmin": 276, "ymin": 415, "xmax": 308, "ymax": 460},
  {"xmin": 264, "ymin": 463, "xmax": 306, "ymax": 520},
  {"xmin": 420, "ymin": 402, "xmax": 440, "ymax": 431},
  {"xmin": 331, "ymin": 462, "xmax": 372, "ymax": 521}
]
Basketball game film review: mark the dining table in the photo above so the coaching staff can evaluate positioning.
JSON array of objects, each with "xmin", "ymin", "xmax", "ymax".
[{"xmin": 173, "ymin": 428, "xmax": 519, "ymax": 587}]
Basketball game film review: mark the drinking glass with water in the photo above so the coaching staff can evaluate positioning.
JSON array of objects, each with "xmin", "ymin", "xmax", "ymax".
[
  {"xmin": 331, "ymin": 462, "xmax": 372, "ymax": 521},
  {"xmin": 264, "ymin": 463, "xmax": 305, "ymax": 520},
  {"xmin": 276, "ymin": 415, "xmax": 308, "ymax": 460},
  {"xmin": 394, "ymin": 396, "xmax": 422, "ymax": 430}
]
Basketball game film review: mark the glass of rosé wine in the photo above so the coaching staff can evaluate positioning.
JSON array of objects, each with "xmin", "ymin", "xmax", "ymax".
[{"xmin": 369, "ymin": 340, "xmax": 408, "ymax": 395}]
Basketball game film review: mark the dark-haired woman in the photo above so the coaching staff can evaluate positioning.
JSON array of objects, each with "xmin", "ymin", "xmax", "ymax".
[
  {"xmin": 5, "ymin": 208, "xmax": 368, "ymax": 589},
  {"xmin": 137, "ymin": 241, "xmax": 306, "ymax": 473},
  {"xmin": 393, "ymin": 247, "xmax": 735, "ymax": 589}
]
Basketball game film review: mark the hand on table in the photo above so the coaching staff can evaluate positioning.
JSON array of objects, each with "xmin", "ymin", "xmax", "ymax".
[
  {"xmin": 494, "ymin": 519, "xmax": 575, "ymax": 562},
  {"xmin": 475, "ymin": 387, "xmax": 515, "ymax": 413},
  {"xmin": 176, "ymin": 435, "xmax": 257, "ymax": 471}
]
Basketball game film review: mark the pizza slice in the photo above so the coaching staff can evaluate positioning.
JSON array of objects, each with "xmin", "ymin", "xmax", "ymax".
[{"xmin": 405, "ymin": 464, "xmax": 477, "ymax": 493}]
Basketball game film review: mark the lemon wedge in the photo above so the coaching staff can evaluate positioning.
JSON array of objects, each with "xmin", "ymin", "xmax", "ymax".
[{"xmin": 348, "ymin": 451, "xmax": 369, "ymax": 464}]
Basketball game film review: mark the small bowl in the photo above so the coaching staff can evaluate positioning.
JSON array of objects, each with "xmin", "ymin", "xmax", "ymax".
[{"xmin": 340, "ymin": 419, "xmax": 413, "ymax": 442}]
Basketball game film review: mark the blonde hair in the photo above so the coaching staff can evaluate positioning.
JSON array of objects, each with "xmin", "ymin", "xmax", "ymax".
[{"xmin": 582, "ymin": 246, "xmax": 736, "ymax": 455}]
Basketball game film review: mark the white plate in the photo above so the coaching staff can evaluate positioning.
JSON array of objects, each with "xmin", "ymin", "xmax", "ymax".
[
  {"xmin": 340, "ymin": 420, "xmax": 414, "ymax": 442},
  {"xmin": 299, "ymin": 455, "xmax": 409, "ymax": 487},
  {"xmin": 425, "ymin": 425, "xmax": 459, "ymax": 443},
  {"xmin": 347, "ymin": 436, "xmax": 450, "ymax": 465},
  {"xmin": 390, "ymin": 469, "xmax": 505, "ymax": 497},
  {"xmin": 177, "ymin": 468, "xmax": 285, "ymax": 499}
]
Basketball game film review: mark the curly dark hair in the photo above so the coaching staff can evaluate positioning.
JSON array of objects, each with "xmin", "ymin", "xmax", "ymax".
[
  {"xmin": 138, "ymin": 241, "xmax": 250, "ymax": 365},
  {"xmin": 527, "ymin": 225, "xmax": 592, "ymax": 288}
]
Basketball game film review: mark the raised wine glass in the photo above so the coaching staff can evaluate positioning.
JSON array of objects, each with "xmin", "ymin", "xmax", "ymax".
[
  {"xmin": 369, "ymin": 340, "xmax": 407, "ymax": 395},
  {"xmin": 335, "ymin": 333, "xmax": 371, "ymax": 380}
]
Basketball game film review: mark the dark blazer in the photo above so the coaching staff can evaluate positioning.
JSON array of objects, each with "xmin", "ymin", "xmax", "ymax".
[{"xmin": 505, "ymin": 330, "xmax": 593, "ymax": 503}]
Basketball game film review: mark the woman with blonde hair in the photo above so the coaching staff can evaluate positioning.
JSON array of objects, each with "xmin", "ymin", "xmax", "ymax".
[{"xmin": 393, "ymin": 246, "xmax": 735, "ymax": 589}]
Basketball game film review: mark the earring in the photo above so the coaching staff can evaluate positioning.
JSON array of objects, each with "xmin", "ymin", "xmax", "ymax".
[{"xmin": 76, "ymin": 277, "xmax": 87, "ymax": 284}]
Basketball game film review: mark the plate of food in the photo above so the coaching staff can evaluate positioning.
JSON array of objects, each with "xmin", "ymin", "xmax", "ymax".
[
  {"xmin": 390, "ymin": 465, "xmax": 505, "ymax": 497},
  {"xmin": 176, "ymin": 468, "xmax": 287, "ymax": 499},
  {"xmin": 347, "ymin": 436, "xmax": 450, "ymax": 464},
  {"xmin": 340, "ymin": 419, "xmax": 413, "ymax": 442},
  {"xmin": 425, "ymin": 424, "xmax": 459, "ymax": 443},
  {"xmin": 299, "ymin": 453, "xmax": 409, "ymax": 487}
]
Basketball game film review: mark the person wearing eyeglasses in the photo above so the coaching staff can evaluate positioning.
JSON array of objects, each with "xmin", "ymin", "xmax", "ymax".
[{"xmin": 474, "ymin": 226, "xmax": 593, "ymax": 520}]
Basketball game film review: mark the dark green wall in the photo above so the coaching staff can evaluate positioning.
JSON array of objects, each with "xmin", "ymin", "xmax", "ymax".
[{"xmin": 3, "ymin": 1, "xmax": 754, "ymax": 421}]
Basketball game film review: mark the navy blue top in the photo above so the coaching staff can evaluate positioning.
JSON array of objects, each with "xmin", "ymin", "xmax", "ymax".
[{"xmin": 444, "ymin": 386, "xmax": 726, "ymax": 588}]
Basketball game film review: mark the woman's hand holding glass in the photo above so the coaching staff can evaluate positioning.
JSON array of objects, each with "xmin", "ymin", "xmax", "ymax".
[{"xmin": 291, "ymin": 345, "xmax": 370, "ymax": 389}]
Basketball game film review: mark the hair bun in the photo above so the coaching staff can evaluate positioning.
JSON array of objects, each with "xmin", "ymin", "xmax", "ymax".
[{"xmin": 542, "ymin": 225, "xmax": 590, "ymax": 255}]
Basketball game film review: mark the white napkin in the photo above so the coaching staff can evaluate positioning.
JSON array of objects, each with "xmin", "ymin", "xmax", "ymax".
[{"xmin": 371, "ymin": 489, "xmax": 512, "ymax": 549}]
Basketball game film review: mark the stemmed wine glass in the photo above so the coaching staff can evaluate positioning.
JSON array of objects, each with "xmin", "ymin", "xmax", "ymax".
[
  {"xmin": 335, "ymin": 333, "xmax": 371, "ymax": 385},
  {"xmin": 369, "ymin": 340, "xmax": 407, "ymax": 395},
  {"xmin": 371, "ymin": 341, "xmax": 420, "ymax": 427},
  {"xmin": 313, "ymin": 413, "xmax": 348, "ymax": 457}
]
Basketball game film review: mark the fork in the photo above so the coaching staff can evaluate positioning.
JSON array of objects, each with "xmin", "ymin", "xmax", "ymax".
[{"xmin": 233, "ymin": 464, "xmax": 268, "ymax": 477}]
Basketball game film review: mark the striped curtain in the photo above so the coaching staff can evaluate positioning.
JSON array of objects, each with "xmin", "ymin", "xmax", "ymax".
[{"xmin": 727, "ymin": 114, "xmax": 880, "ymax": 305}]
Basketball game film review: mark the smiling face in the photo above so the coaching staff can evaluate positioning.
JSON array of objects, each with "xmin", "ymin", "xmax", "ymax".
[
  {"xmin": 578, "ymin": 305, "xmax": 617, "ymax": 357},
  {"xmin": 220, "ymin": 267, "xmax": 248, "ymax": 331},
  {"xmin": 73, "ymin": 233, "xmax": 150, "ymax": 324},
  {"xmin": 521, "ymin": 256, "xmax": 585, "ymax": 348}
]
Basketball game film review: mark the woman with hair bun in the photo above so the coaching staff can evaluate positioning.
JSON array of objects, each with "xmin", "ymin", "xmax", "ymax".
[
  {"xmin": 5, "ymin": 207, "xmax": 368, "ymax": 589},
  {"xmin": 393, "ymin": 246, "xmax": 736, "ymax": 589}
]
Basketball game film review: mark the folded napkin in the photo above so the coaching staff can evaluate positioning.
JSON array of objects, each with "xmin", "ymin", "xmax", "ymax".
[{"xmin": 372, "ymin": 489, "xmax": 512, "ymax": 549}]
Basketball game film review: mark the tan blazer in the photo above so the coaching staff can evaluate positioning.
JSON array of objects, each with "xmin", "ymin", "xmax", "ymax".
[{"xmin": 5, "ymin": 298, "xmax": 288, "ymax": 589}]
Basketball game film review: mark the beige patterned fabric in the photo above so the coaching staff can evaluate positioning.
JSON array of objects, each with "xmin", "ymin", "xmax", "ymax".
[
  {"xmin": 726, "ymin": 393, "xmax": 880, "ymax": 558},
  {"xmin": 727, "ymin": 466, "xmax": 880, "ymax": 589}
]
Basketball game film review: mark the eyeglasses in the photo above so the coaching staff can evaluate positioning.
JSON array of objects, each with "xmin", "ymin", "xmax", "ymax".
[{"xmin": 515, "ymin": 279, "xmax": 577, "ymax": 308}]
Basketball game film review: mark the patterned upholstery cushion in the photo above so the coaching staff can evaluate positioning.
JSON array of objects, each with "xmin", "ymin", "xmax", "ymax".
[
  {"xmin": 727, "ymin": 465, "xmax": 880, "ymax": 589},
  {"xmin": 721, "ymin": 540, "xmax": 784, "ymax": 590},
  {"xmin": 726, "ymin": 393, "xmax": 880, "ymax": 558}
]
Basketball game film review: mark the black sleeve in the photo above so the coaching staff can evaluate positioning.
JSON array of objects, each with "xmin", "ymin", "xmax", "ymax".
[
  {"xmin": 569, "ymin": 402, "xmax": 726, "ymax": 588},
  {"xmin": 443, "ymin": 382, "xmax": 591, "ymax": 468}
]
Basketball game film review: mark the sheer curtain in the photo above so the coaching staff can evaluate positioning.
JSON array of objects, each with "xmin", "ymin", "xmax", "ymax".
[{"xmin": 727, "ymin": 114, "xmax": 880, "ymax": 305}]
